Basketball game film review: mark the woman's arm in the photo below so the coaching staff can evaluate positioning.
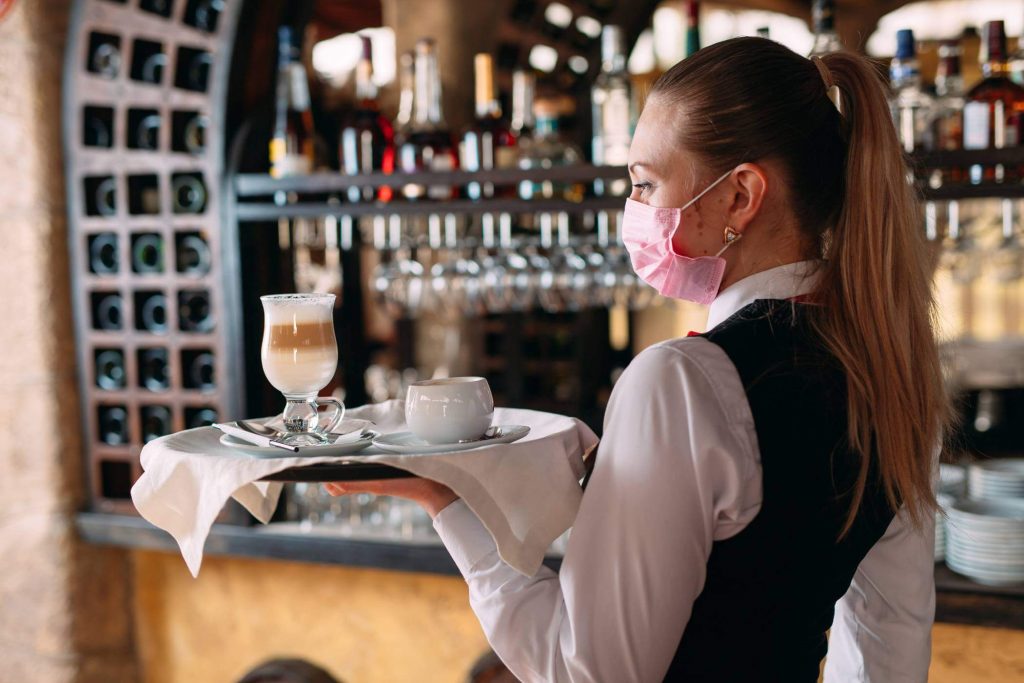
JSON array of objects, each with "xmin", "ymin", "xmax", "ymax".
[
  {"xmin": 823, "ymin": 505, "xmax": 936, "ymax": 683},
  {"xmin": 433, "ymin": 340, "xmax": 762, "ymax": 682}
]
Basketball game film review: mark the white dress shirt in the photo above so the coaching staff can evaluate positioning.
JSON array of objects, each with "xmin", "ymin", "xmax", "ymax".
[{"xmin": 433, "ymin": 260, "xmax": 936, "ymax": 683}]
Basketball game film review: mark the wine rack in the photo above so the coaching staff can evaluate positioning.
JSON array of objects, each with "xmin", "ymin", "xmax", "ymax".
[{"xmin": 63, "ymin": 0, "xmax": 243, "ymax": 513}]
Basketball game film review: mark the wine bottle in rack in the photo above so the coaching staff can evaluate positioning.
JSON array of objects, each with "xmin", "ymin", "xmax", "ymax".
[
  {"xmin": 184, "ymin": 350, "xmax": 216, "ymax": 390},
  {"xmin": 88, "ymin": 32, "xmax": 121, "ymax": 79},
  {"xmin": 185, "ymin": 0, "xmax": 223, "ymax": 33},
  {"xmin": 175, "ymin": 233, "xmax": 211, "ymax": 275},
  {"xmin": 398, "ymin": 38, "xmax": 458, "ymax": 200},
  {"xmin": 91, "ymin": 293, "xmax": 124, "ymax": 330},
  {"xmin": 85, "ymin": 176, "xmax": 117, "ymax": 217},
  {"xmin": 140, "ymin": 0, "xmax": 172, "ymax": 17},
  {"xmin": 136, "ymin": 291, "xmax": 169, "ymax": 333},
  {"xmin": 83, "ymin": 107, "xmax": 113, "ymax": 148},
  {"xmin": 270, "ymin": 27, "xmax": 315, "ymax": 177},
  {"xmin": 131, "ymin": 39, "xmax": 167, "ymax": 85},
  {"xmin": 94, "ymin": 349, "xmax": 126, "ymax": 390},
  {"xmin": 178, "ymin": 290, "xmax": 213, "ymax": 332},
  {"xmin": 138, "ymin": 348, "xmax": 171, "ymax": 391},
  {"xmin": 88, "ymin": 233, "xmax": 119, "ymax": 274},
  {"xmin": 339, "ymin": 35, "xmax": 395, "ymax": 202},
  {"xmin": 141, "ymin": 405, "xmax": 173, "ymax": 443},
  {"xmin": 132, "ymin": 233, "xmax": 164, "ymax": 274},
  {"xmin": 186, "ymin": 406, "xmax": 217, "ymax": 428},
  {"xmin": 171, "ymin": 173, "xmax": 207, "ymax": 214},
  {"xmin": 461, "ymin": 52, "xmax": 516, "ymax": 200},
  {"xmin": 129, "ymin": 110, "xmax": 161, "ymax": 150},
  {"xmin": 175, "ymin": 47, "xmax": 213, "ymax": 93},
  {"xmin": 97, "ymin": 406, "xmax": 129, "ymax": 446},
  {"xmin": 172, "ymin": 111, "xmax": 208, "ymax": 155}
]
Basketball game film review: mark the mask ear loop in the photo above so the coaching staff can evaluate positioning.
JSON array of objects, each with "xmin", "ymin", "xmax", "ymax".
[{"xmin": 680, "ymin": 168, "xmax": 735, "ymax": 211}]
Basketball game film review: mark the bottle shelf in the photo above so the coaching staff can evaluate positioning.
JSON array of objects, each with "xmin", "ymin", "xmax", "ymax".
[{"xmin": 232, "ymin": 165, "xmax": 629, "ymax": 221}]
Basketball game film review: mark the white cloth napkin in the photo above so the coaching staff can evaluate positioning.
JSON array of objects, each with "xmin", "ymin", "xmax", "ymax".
[{"xmin": 131, "ymin": 400, "xmax": 598, "ymax": 578}]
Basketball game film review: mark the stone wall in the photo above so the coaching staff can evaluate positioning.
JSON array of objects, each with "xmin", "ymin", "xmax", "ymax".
[{"xmin": 0, "ymin": 1, "xmax": 138, "ymax": 681}]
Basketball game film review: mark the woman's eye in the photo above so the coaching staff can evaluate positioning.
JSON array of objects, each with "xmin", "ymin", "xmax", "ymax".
[{"xmin": 632, "ymin": 182, "xmax": 652, "ymax": 195}]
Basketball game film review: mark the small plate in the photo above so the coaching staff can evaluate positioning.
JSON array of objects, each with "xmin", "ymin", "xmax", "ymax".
[
  {"xmin": 372, "ymin": 425, "xmax": 530, "ymax": 455},
  {"xmin": 219, "ymin": 429, "xmax": 377, "ymax": 458}
]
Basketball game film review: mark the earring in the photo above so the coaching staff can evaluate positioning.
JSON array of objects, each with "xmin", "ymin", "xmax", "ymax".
[{"xmin": 723, "ymin": 226, "xmax": 741, "ymax": 244}]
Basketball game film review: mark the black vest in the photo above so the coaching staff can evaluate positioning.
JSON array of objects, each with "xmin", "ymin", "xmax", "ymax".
[{"xmin": 664, "ymin": 300, "xmax": 896, "ymax": 682}]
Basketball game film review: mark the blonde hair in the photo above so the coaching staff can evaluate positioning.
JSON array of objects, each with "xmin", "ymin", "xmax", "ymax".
[{"xmin": 651, "ymin": 38, "xmax": 947, "ymax": 535}]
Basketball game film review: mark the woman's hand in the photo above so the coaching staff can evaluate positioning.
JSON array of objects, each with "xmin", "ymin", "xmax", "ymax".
[{"xmin": 323, "ymin": 478, "xmax": 459, "ymax": 519}]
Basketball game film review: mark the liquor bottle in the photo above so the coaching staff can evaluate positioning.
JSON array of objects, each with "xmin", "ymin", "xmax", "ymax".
[
  {"xmin": 890, "ymin": 29, "xmax": 934, "ymax": 153},
  {"xmin": 339, "ymin": 35, "xmax": 395, "ymax": 202},
  {"xmin": 398, "ymin": 38, "xmax": 458, "ymax": 200},
  {"xmin": 517, "ymin": 101, "xmax": 583, "ymax": 201},
  {"xmin": 461, "ymin": 53, "xmax": 517, "ymax": 200},
  {"xmin": 89, "ymin": 233, "xmax": 119, "ymax": 274},
  {"xmin": 927, "ymin": 41, "xmax": 966, "ymax": 185},
  {"xmin": 94, "ymin": 349, "xmax": 126, "ymax": 390},
  {"xmin": 808, "ymin": 0, "xmax": 842, "ymax": 56},
  {"xmin": 98, "ymin": 406, "xmax": 129, "ymax": 446},
  {"xmin": 132, "ymin": 233, "xmax": 164, "ymax": 274},
  {"xmin": 394, "ymin": 50, "xmax": 415, "ymax": 142},
  {"xmin": 591, "ymin": 25, "xmax": 632, "ymax": 173},
  {"xmin": 141, "ymin": 405, "xmax": 173, "ymax": 443},
  {"xmin": 178, "ymin": 290, "xmax": 213, "ymax": 332},
  {"xmin": 510, "ymin": 68, "xmax": 536, "ymax": 139},
  {"xmin": 138, "ymin": 348, "xmax": 170, "ymax": 392},
  {"xmin": 685, "ymin": 1, "xmax": 700, "ymax": 57},
  {"xmin": 963, "ymin": 21, "xmax": 1024, "ymax": 184},
  {"xmin": 270, "ymin": 26, "xmax": 315, "ymax": 178}
]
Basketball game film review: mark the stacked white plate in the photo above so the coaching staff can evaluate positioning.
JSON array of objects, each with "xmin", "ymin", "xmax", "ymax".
[
  {"xmin": 935, "ymin": 493, "xmax": 954, "ymax": 563},
  {"xmin": 945, "ymin": 498, "xmax": 1024, "ymax": 586},
  {"xmin": 939, "ymin": 463, "xmax": 966, "ymax": 497},
  {"xmin": 968, "ymin": 458, "xmax": 1024, "ymax": 500}
]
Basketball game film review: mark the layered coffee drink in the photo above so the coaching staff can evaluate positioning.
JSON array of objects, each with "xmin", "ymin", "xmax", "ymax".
[{"xmin": 260, "ymin": 295, "xmax": 338, "ymax": 395}]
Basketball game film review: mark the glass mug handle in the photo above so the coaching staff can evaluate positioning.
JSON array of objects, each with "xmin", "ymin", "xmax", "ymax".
[{"xmin": 314, "ymin": 397, "xmax": 345, "ymax": 435}]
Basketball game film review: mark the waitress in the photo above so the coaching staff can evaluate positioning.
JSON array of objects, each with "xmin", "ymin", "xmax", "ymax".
[{"xmin": 327, "ymin": 37, "xmax": 945, "ymax": 682}]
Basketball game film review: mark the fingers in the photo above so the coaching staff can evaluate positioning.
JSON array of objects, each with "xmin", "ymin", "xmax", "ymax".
[{"xmin": 324, "ymin": 483, "xmax": 347, "ymax": 496}]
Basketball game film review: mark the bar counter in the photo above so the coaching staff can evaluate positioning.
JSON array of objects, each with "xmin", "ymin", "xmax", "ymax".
[{"xmin": 77, "ymin": 511, "xmax": 1024, "ymax": 631}]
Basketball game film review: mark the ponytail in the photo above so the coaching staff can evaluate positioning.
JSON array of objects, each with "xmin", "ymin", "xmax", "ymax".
[
  {"xmin": 650, "ymin": 38, "xmax": 948, "ymax": 536},
  {"xmin": 812, "ymin": 51, "xmax": 946, "ymax": 534}
]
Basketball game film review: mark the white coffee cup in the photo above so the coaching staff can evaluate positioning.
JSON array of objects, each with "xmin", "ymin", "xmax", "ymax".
[{"xmin": 406, "ymin": 377, "xmax": 494, "ymax": 444}]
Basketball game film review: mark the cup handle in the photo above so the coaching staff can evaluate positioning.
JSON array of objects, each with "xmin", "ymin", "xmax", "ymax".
[{"xmin": 315, "ymin": 398, "xmax": 345, "ymax": 435}]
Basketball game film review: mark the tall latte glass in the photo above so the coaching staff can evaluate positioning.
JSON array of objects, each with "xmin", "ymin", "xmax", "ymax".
[{"xmin": 260, "ymin": 293, "xmax": 344, "ymax": 446}]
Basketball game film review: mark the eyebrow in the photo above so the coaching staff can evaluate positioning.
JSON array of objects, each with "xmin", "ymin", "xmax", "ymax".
[{"xmin": 628, "ymin": 162, "xmax": 648, "ymax": 173}]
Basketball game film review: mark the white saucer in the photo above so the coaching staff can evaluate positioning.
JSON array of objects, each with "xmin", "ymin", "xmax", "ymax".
[
  {"xmin": 372, "ymin": 425, "xmax": 530, "ymax": 455},
  {"xmin": 219, "ymin": 429, "xmax": 377, "ymax": 458}
]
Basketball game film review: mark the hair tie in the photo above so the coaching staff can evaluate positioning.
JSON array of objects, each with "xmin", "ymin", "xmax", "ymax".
[{"xmin": 811, "ymin": 55, "xmax": 844, "ymax": 116}]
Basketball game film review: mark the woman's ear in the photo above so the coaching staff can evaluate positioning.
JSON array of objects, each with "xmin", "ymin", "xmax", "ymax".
[{"xmin": 727, "ymin": 163, "xmax": 769, "ymax": 234}]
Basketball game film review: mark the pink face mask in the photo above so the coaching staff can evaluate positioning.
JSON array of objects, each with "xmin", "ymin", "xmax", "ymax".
[{"xmin": 621, "ymin": 169, "xmax": 739, "ymax": 306}]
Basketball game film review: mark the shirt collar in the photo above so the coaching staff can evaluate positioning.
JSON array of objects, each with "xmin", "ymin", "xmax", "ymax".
[{"xmin": 707, "ymin": 260, "xmax": 824, "ymax": 330}]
